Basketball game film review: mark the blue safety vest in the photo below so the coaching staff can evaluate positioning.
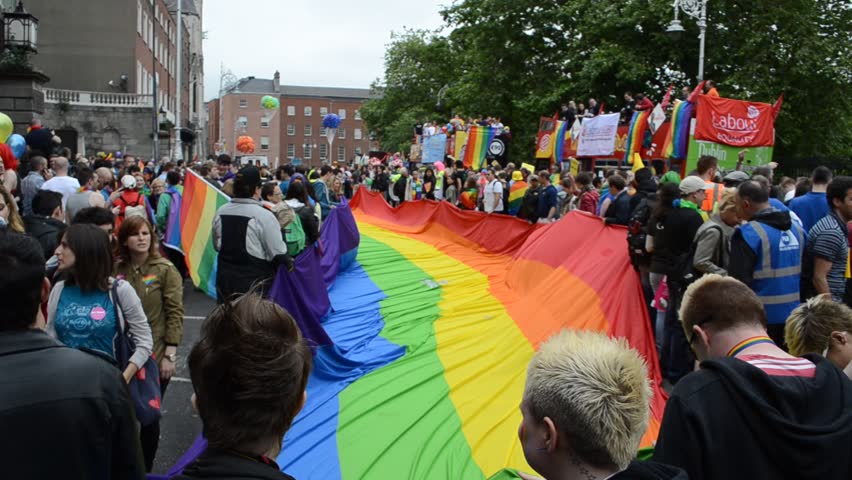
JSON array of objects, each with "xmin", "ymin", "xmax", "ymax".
[{"xmin": 739, "ymin": 219, "xmax": 804, "ymax": 324}]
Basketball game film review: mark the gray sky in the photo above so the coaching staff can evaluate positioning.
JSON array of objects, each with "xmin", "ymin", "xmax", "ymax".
[{"xmin": 203, "ymin": 0, "xmax": 448, "ymax": 100}]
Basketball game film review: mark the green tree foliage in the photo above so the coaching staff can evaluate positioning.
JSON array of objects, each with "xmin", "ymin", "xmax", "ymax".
[{"xmin": 363, "ymin": 0, "xmax": 852, "ymax": 162}]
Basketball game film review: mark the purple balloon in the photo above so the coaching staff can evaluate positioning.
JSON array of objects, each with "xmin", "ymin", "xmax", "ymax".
[{"xmin": 6, "ymin": 133, "xmax": 25, "ymax": 160}]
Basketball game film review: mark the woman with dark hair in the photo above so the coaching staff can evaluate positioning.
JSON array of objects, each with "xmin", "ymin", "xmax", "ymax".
[
  {"xmin": 422, "ymin": 168, "xmax": 436, "ymax": 200},
  {"xmin": 645, "ymin": 182, "xmax": 681, "ymax": 349},
  {"xmin": 285, "ymin": 181, "xmax": 320, "ymax": 246},
  {"xmin": 47, "ymin": 223, "xmax": 153, "ymax": 383},
  {"xmin": 114, "ymin": 216, "xmax": 183, "ymax": 471}
]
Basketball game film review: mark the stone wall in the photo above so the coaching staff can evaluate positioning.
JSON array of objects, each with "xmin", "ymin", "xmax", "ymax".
[
  {"xmin": 0, "ymin": 73, "xmax": 47, "ymax": 134},
  {"xmin": 41, "ymin": 103, "xmax": 168, "ymax": 160}
]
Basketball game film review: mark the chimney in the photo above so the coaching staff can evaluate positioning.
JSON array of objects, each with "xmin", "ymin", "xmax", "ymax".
[{"xmin": 273, "ymin": 70, "xmax": 280, "ymax": 93}]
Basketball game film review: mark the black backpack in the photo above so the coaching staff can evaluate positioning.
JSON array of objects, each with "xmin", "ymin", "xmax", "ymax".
[
  {"xmin": 679, "ymin": 224, "xmax": 725, "ymax": 294},
  {"xmin": 626, "ymin": 196, "xmax": 653, "ymax": 270}
]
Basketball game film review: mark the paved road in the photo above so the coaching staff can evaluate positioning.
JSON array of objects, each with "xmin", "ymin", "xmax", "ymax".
[{"xmin": 152, "ymin": 283, "xmax": 217, "ymax": 474}]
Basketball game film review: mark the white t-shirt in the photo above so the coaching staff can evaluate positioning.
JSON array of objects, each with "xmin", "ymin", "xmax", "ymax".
[
  {"xmin": 484, "ymin": 179, "xmax": 504, "ymax": 213},
  {"xmin": 41, "ymin": 175, "xmax": 80, "ymax": 209}
]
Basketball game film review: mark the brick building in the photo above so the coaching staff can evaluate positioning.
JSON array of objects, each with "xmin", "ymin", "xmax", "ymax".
[{"xmin": 209, "ymin": 71, "xmax": 374, "ymax": 168}]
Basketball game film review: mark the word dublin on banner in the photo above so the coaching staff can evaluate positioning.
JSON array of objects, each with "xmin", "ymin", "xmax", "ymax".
[{"xmin": 576, "ymin": 113, "xmax": 620, "ymax": 157}]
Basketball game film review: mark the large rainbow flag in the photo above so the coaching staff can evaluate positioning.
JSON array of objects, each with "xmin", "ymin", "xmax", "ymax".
[
  {"xmin": 462, "ymin": 126, "xmax": 499, "ymax": 170},
  {"xmin": 551, "ymin": 120, "xmax": 570, "ymax": 164},
  {"xmin": 663, "ymin": 100, "xmax": 694, "ymax": 160},
  {"xmin": 179, "ymin": 169, "xmax": 230, "ymax": 298},
  {"xmin": 624, "ymin": 110, "xmax": 651, "ymax": 163},
  {"xmin": 270, "ymin": 190, "xmax": 667, "ymax": 479}
]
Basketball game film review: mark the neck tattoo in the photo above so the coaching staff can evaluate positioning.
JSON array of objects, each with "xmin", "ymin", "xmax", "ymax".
[{"xmin": 570, "ymin": 451, "xmax": 598, "ymax": 480}]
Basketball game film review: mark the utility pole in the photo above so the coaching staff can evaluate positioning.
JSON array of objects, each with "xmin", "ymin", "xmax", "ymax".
[
  {"xmin": 173, "ymin": 0, "xmax": 183, "ymax": 162},
  {"xmin": 151, "ymin": 1, "xmax": 159, "ymax": 162}
]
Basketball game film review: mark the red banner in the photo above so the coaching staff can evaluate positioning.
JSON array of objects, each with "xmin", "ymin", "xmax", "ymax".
[
  {"xmin": 695, "ymin": 95, "xmax": 775, "ymax": 147},
  {"xmin": 535, "ymin": 116, "xmax": 557, "ymax": 159}
]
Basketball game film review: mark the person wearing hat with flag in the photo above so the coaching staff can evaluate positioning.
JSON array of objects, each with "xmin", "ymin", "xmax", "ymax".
[{"xmin": 213, "ymin": 166, "xmax": 292, "ymax": 302}]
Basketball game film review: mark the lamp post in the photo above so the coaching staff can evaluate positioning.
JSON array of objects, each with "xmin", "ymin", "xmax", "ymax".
[
  {"xmin": 2, "ymin": 1, "xmax": 38, "ymax": 53},
  {"xmin": 666, "ymin": 0, "xmax": 708, "ymax": 82},
  {"xmin": 301, "ymin": 140, "xmax": 318, "ymax": 167}
]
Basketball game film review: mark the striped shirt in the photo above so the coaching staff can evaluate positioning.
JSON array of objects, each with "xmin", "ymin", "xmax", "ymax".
[
  {"xmin": 739, "ymin": 354, "xmax": 816, "ymax": 378},
  {"xmin": 806, "ymin": 212, "xmax": 848, "ymax": 301}
]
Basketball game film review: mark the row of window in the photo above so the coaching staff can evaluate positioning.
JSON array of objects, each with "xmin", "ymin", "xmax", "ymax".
[
  {"xmin": 284, "ymin": 144, "xmax": 351, "ymax": 161},
  {"xmin": 136, "ymin": 61, "xmax": 175, "ymax": 111},
  {"xmin": 238, "ymin": 99, "xmax": 361, "ymax": 120},
  {"xmin": 237, "ymin": 117, "xmax": 362, "ymax": 139},
  {"xmin": 137, "ymin": 1, "xmax": 177, "ymax": 76}
]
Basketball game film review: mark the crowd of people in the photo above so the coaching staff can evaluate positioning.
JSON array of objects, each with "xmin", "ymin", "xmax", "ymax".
[{"xmin": 1, "ymin": 115, "xmax": 851, "ymax": 480}]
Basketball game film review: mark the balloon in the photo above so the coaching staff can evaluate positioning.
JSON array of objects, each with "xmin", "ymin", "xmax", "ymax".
[
  {"xmin": 236, "ymin": 135, "xmax": 255, "ymax": 154},
  {"xmin": 261, "ymin": 95, "xmax": 279, "ymax": 110},
  {"xmin": 434, "ymin": 161, "xmax": 445, "ymax": 172},
  {"xmin": 441, "ymin": 126, "xmax": 448, "ymax": 133},
  {"xmin": 0, "ymin": 113, "xmax": 12, "ymax": 143},
  {"xmin": 6, "ymin": 133, "xmax": 25, "ymax": 159},
  {"xmin": 322, "ymin": 113, "xmax": 341, "ymax": 129}
]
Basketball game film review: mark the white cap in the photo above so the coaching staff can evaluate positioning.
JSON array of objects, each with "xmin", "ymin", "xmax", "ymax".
[{"xmin": 121, "ymin": 175, "xmax": 137, "ymax": 190}]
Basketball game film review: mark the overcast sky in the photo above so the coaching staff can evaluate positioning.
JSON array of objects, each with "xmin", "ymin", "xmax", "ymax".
[{"xmin": 202, "ymin": 0, "xmax": 448, "ymax": 100}]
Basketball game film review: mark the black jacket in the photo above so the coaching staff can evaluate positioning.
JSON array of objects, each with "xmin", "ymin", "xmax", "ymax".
[
  {"xmin": 0, "ymin": 329, "xmax": 145, "ymax": 480},
  {"xmin": 629, "ymin": 178, "xmax": 658, "ymax": 213},
  {"xmin": 174, "ymin": 449, "xmax": 296, "ymax": 480},
  {"xmin": 23, "ymin": 214, "xmax": 66, "ymax": 258},
  {"xmin": 605, "ymin": 190, "xmax": 632, "ymax": 225},
  {"xmin": 653, "ymin": 355, "xmax": 852, "ymax": 480},
  {"xmin": 728, "ymin": 208, "xmax": 793, "ymax": 285},
  {"xmin": 612, "ymin": 461, "xmax": 688, "ymax": 479}
]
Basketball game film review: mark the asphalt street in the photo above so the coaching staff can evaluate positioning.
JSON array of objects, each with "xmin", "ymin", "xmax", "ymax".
[{"xmin": 152, "ymin": 283, "xmax": 217, "ymax": 474}]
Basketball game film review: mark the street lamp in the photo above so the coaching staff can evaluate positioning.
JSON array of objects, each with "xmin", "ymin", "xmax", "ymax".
[
  {"xmin": 3, "ymin": 1, "xmax": 39, "ymax": 52},
  {"xmin": 301, "ymin": 140, "xmax": 318, "ymax": 166},
  {"xmin": 666, "ymin": 0, "xmax": 708, "ymax": 81}
]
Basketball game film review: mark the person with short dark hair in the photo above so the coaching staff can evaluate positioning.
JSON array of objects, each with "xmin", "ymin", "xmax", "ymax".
[
  {"xmin": 213, "ymin": 166, "xmax": 290, "ymax": 302},
  {"xmin": 790, "ymin": 166, "xmax": 833, "ymax": 232},
  {"xmin": 284, "ymin": 180, "xmax": 320, "ymax": 246},
  {"xmin": 66, "ymin": 167, "xmax": 106, "ymax": 222},
  {"xmin": 277, "ymin": 164, "xmax": 294, "ymax": 197},
  {"xmin": 603, "ymin": 174, "xmax": 630, "ymax": 225},
  {"xmin": 654, "ymin": 274, "xmax": 852, "ymax": 480},
  {"xmin": 536, "ymin": 171, "xmax": 558, "ymax": 222},
  {"xmin": 313, "ymin": 165, "xmax": 338, "ymax": 220},
  {"xmin": 72, "ymin": 206, "xmax": 115, "ymax": 232},
  {"xmin": 0, "ymin": 231, "xmax": 146, "ymax": 479},
  {"xmin": 21, "ymin": 155, "xmax": 48, "ymax": 216},
  {"xmin": 576, "ymin": 172, "xmax": 599, "ymax": 215},
  {"xmin": 216, "ymin": 154, "xmax": 236, "ymax": 186},
  {"xmin": 801, "ymin": 176, "xmax": 852, "ymax": 302},
  {"xmin": 24, "ymin": 189, "xmax": 66, "ymax": 258},
  {"xmin": 174, "ymin": 294, "xmax": 312, "ymax": 480},
  {"xmin": 695, "ymin": 155, "xmax": 724, "ymax": 214},
  {"xmin": 729, "ymin": 180, "xmax": 804, "ymax": 345}
]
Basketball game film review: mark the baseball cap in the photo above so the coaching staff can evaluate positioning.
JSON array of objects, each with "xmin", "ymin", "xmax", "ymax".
[
  {"xmin": 723, "ymin": 170, "xmax": 750, "ymax": 184},
  {"xmin": 679, "ymin": 176, "xmax": 707, "ymax": 195},
  {"xmin": 120, "ymin": 175, "xmax": 137, "ymax": 190},
  {"xmin": 235, "ymin": 165, "xmax": 261, "ymax": 188}
]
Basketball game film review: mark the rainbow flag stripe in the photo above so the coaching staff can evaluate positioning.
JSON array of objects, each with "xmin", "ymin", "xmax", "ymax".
[
  {"xmin": 624, "ymin": 110, "xmax": 651, "ymax": 163},
  {"xmin": 664, "ymin": 100, "xmax": 694, "ymax": 160},
  {"xmin": 551, "ymin": 120, "xmax": 570, "ymax": 163},
  {"xmin": 507, "ymin": 181, "xmax": 527, "ymax": 216},
  {"xmin": 179, "ymin": 169, "xmax": 230, "ymax": 298},
  {"xmin": 277, "ymin": 190, "xmax": 667, "ymax": 479},
  {"xmin": 462, "ymin": 126, "xmax": 499, "ymax": 170}
]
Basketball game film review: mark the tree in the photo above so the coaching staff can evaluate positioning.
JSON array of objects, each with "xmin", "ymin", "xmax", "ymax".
[{"xmin": 364, "ymin": 0, "xmax": 852, "ymax": 162}]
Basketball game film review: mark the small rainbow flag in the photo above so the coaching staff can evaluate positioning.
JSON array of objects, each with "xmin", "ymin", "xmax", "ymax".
[
  {"xmin": 551, "ymin": 120, "xmax": 570, "ymax": 164},
  {"xmin": 624, "ymin": 110, "xmax": 651, "ymax": 163},
  {"xmin": 663, "ymin": 100, "xmax": 694, "ymax": 160},
  {"xmin": 462, "ymin": 126, "xmax": 498, "ymax": 170},
  {"xmin": 180, "ymin": 169, "xmax": 230, "ymax": 298},
  {"xmin": 142, "ymin": 274, "xmax": 157, "ymax": 286},
  {"xmin": 507, "ymin": 180, "xmax": 528, "ymax": 216}
]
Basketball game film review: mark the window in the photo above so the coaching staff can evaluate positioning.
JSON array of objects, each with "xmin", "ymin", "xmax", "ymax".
[
  {"xmin": 304, "ymin": 106, "xmax": 312, "ymax": 117},
  {"xmin": 337, "ymin": 145, "xmax": 345, "ymax": 162},
  {"xmin": 287, "ymin": 144, "xmax": 295, "ymax": 159},
  {"xmin": 320, "ymin": 144, "xmax": 328, "ymax": 160},
  {"xmin": 338, "ymin": 109, "xmax": 346, "ymax": 119},
  {"xmin": 354, "ymin": 128, "xmax": 362, "ymax": 140},
  {"xmin": 355, "ymin": 147, "xmax": 363, "ymax": 155},
  {"xmin": 304, "ymin": 145, "xmax": 312, "ymax": 160},
  {"xmin": 239, "ymin": 98, "xmax": 247, "ymax": 108},
  {"xmin": 338, "ymin": 127, "xmax": 346, "ymax": 139},
  {"xmin": 304, "ymin": 125, "xmax": 312, "ymax": 136},
  {"xmin": 355, "ymin": 109, "xmax": 362, "ymax": 120},
  {"xmin": 137, "ymin": 1, "xmax": 142, "ymax": 34},
  {"xmin": 320, "ymin": 107, "xmax": 328, "ymax": 116},
  {"xmin": 260, "ymin": 116, "xmax": 270, "ymax": 128},
  {"xmin": 238, "ymin": 116, "xmax": 248, "ymax": 128},
  {"xmin": 287, "ymin": 124, "xmax": 295, "ymax": 136},
  {"xmin": 136, "ymin": 61, "xmax": 142, "ymax": 94},
  {"xmin": 320, "ymin": 126, "xmax": 327, "ymax": 136},
  {"xmin": 287, "ymin": 105, "xmax": 295, "ymax": 116},
  {"xmin": 260, "ymin": 136, "xmax": 270, "ymax": 150}
]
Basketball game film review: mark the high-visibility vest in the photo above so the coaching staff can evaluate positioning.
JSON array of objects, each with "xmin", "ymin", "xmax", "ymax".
[{"xmin": 701, "ymin": 181, "xmax": 724, "ymax": 214}]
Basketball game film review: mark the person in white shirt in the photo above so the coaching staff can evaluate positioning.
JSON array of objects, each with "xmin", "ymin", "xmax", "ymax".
[
  {"xmin": 40, "ymin": 156, "xmax": 79, "ymax": 209},
  {"xmin": 484, "ymin": 169, "xmax": 504, "ymax": 214}
]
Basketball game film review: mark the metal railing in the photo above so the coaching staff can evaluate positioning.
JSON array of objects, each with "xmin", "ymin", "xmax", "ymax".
[{"xmin": 44, "ymin": 88, "xmax": 154, "ymax": 108}]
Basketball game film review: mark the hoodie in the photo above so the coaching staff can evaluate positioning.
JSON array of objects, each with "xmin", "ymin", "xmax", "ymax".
[
  {"xmin": 654, "ymin": 354, "xmax": 852, "ymax": 480},
  {"xmin": 174, "ymin": 449, "xmax": 295, "ymax": 480},
  {"xmin": 728, "ymin": 207, "xmax": 793, "ymax": 285},
  {"xmin": 612, "ymin": 461, "xmax": 688, "ymax": 480}
]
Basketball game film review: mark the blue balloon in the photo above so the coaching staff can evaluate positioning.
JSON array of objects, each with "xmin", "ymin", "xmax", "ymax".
[
  {"xmin": 6, "ymin": 133, "xmax": 25, "ymax": 160},
  {"xmin": 322, "ymin": 113, "xmax": 341, "ymax": 129}
]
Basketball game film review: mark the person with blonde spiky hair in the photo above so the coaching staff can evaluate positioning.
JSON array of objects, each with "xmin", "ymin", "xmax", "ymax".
[
  {"xmin": 516, "ymin": 329, "xmax": 686, "ymax": 480},
  {"xmin": 784, "ymin": 295, "xmax": 852, "ymax": 378},
  {"xmin": 654, "ymin": 274, "xmax": 852, "ymax": 480}
]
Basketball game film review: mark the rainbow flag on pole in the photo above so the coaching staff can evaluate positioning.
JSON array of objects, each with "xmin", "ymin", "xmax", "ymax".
[
  {"xmin": 663, "ymin": 100, "xmax": 694, "ymax": 160},
  {"xmin": 624, "ymin": 110, "xmax": 651, "ymax": 163},
  {"xmin": 180, "ymin": 169, "xmax": 230, "ymax": 298},
  {"xmin": 462, "ymin": 126, "xmax": 498, "ymax": 170},
  {"xmin": 551, "ymin": 120, "xmax": 570, "ymax": 164}
]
